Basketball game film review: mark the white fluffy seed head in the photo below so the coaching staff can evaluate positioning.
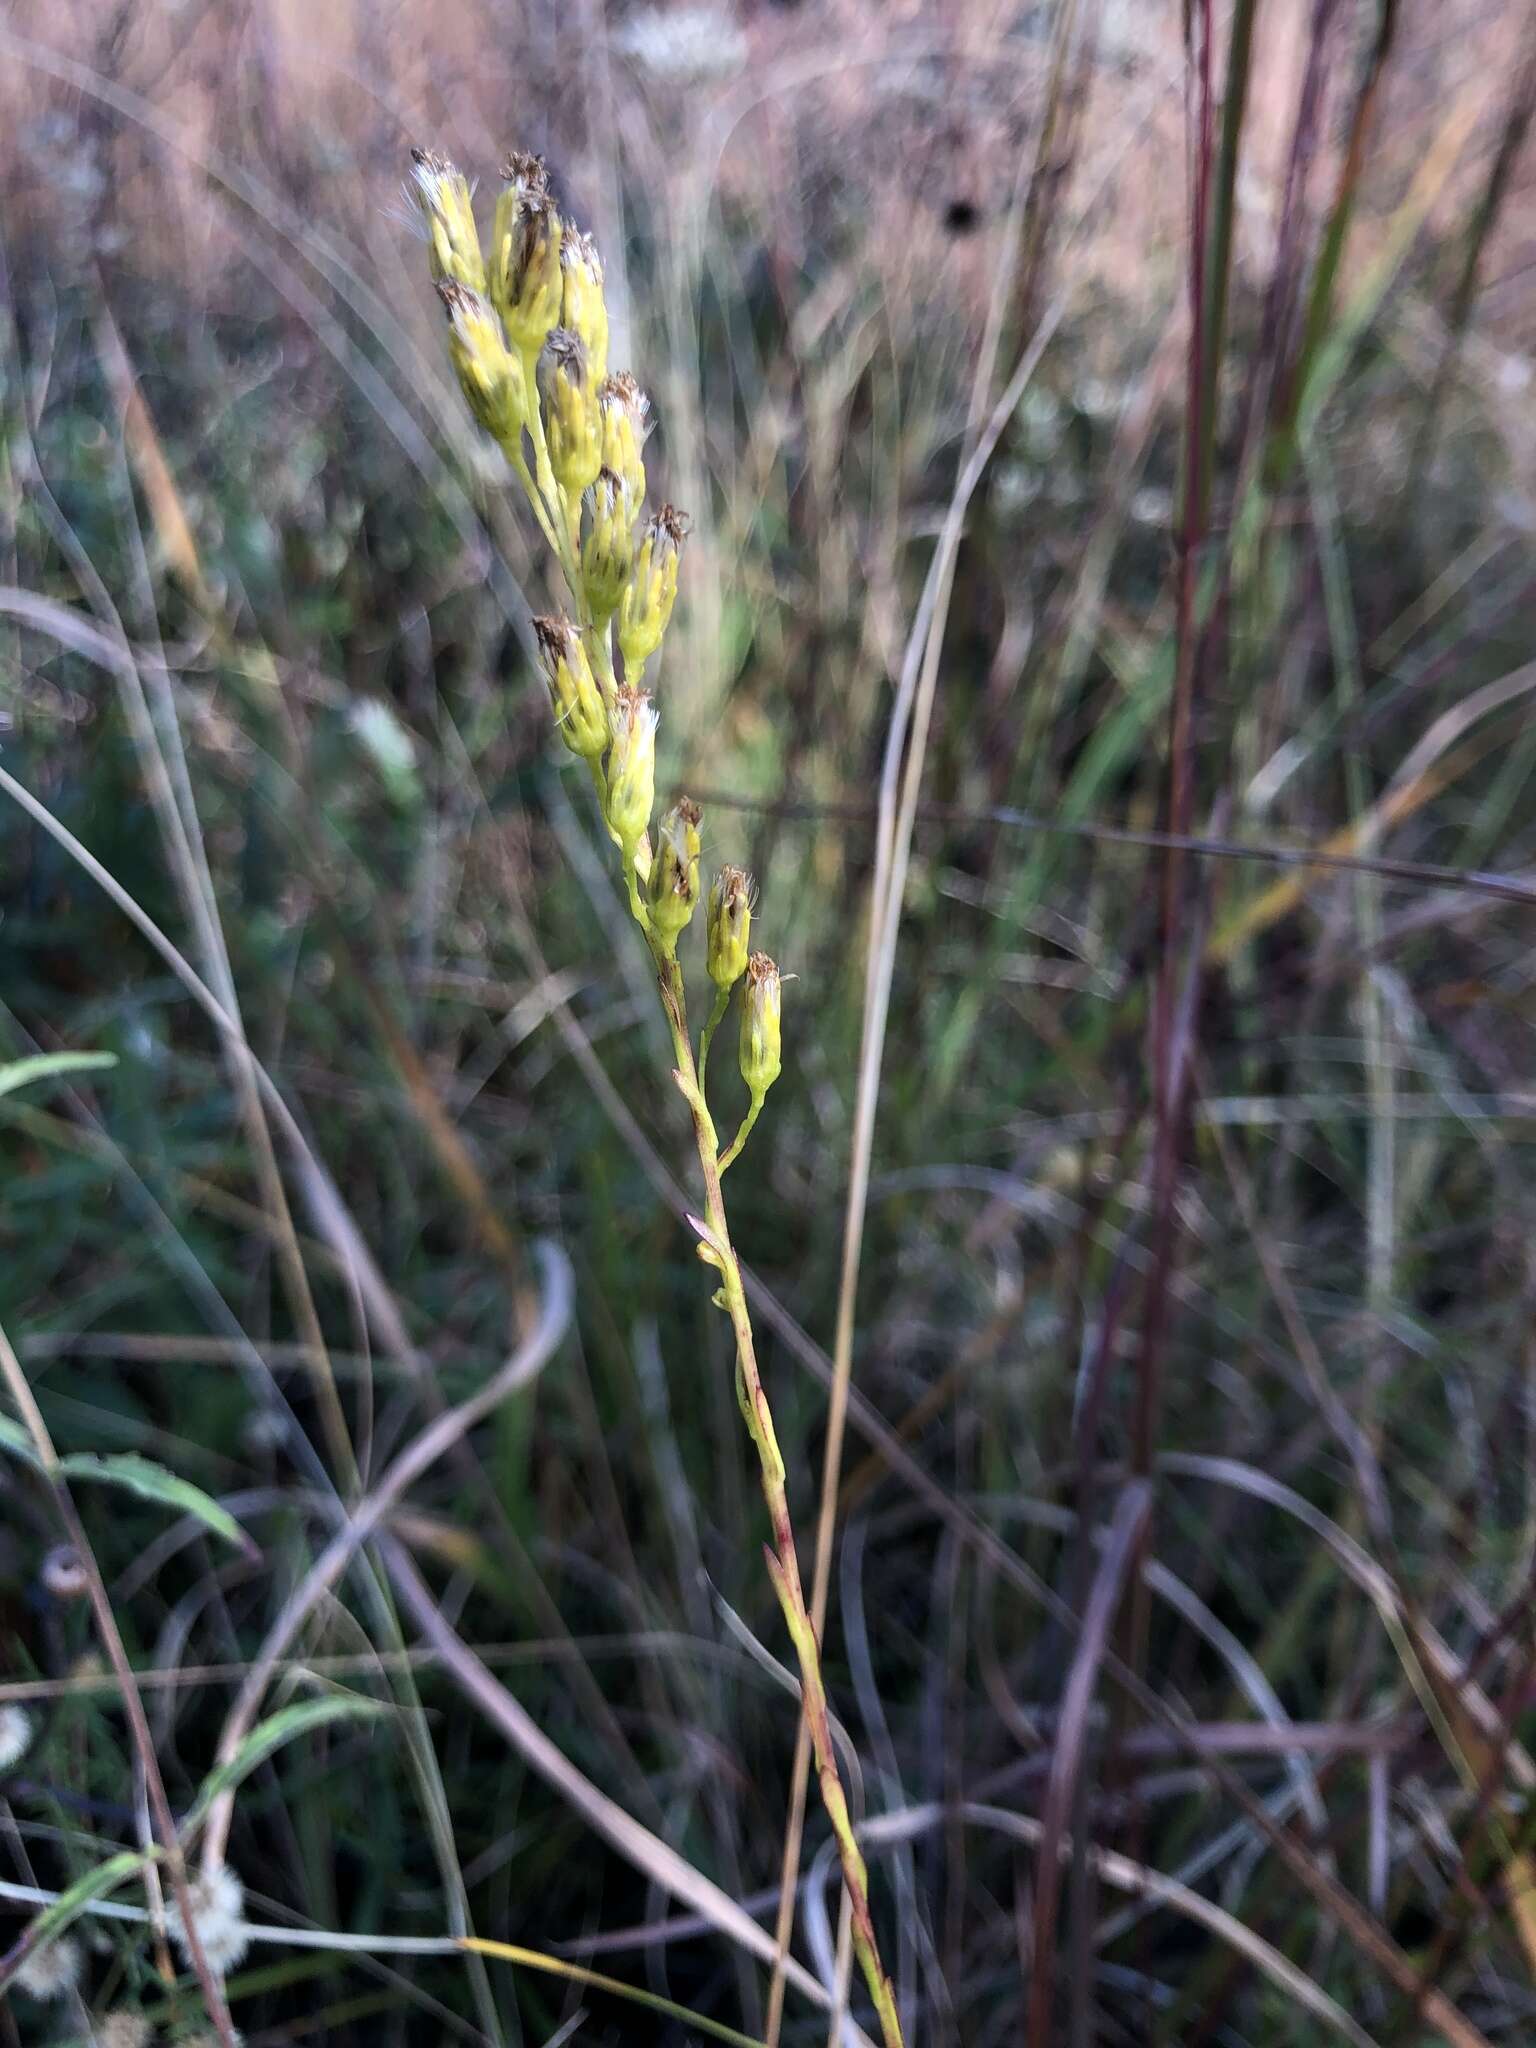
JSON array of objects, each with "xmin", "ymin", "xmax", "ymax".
[
  {"xmin": 167, "ymin": 1862, "xmax": 249, "ymax": 1978},
  {"xmin": 41, "ymin": 1543, "xmax": 90, "ymax": 1601},
  {"xmin": 0, "ymin": 1703, "xmax": 32, "ymax": 1772},
  {"xmin": 15, "ymin": 1932, "xmax": 82, "ymax": 2000},
  {"xmin": 94, "ymin": 2013, "xmax": 151, "ymax": 2048}
]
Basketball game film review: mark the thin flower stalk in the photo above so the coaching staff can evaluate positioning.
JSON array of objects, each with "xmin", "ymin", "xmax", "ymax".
[{"xmin": 413, "ymin": 145, "xmax": 903, "ymax": 2046}]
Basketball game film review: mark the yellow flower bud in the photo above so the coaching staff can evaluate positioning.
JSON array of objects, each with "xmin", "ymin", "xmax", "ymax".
[
  {"xmin": 538, "ymin": 329, "xmax": 603, "ymax": 495},
  {"xmin": 534, "ymin": 614, "xmax": 608, "ymax": 760},
  {"xmin": 561, "ymin": 229, "xmax": 608, "ymax": 385},
  {"xmin": 490, "ymin": 156, "xmax": 563, "ymax": 354},
  {"xmin": 409, "ymin": 148, "xmax": 486, "ymax": 292},
  {"xmin": 605, "ymin": 687, "xmax": 657, "ymax": 852},
  {"xmin": 706, "ymin": 865, "xmax": 753, "ymax": 991},
  {"xmin": 648, "ymin": 797, "xmax": 702, "ymax": 954},
  {"xmin": 580, "ymin": 467, "xmax": 636, "ymax": 620},
  {"xmin": 618, "ymin": 505, "xmax": 689, "ymax": 671},
  {"xmin": 437, "ymin": 280, "xmax": 525, "ymax": 442},
  {"xmin": 739, "ymin": 953, "xmax": 783, "ymax": 1100},
  {"xmin": 597, "ymin": 373, "xmax": 650, "ymax": 506}
]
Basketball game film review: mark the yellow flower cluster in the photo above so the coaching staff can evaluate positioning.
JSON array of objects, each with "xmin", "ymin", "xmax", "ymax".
[
  {"xmin": 413, "ymin": 146, "xmax": 905, "ymax": 2048},
  {"xmin": 413, "ymin": 144, "xmax": 781, "ymax": 1127}
]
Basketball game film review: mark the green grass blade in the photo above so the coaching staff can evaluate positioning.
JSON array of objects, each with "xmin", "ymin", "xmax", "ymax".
[{"xmin": 55, "ymin": 1451, "xmax": 257, "ymax": 1556}]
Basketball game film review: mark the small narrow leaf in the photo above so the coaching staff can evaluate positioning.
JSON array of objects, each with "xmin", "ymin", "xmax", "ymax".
[
  {"xmin": 56, "ymin": 1453, "xmax": 255, "ymax": 1557},
  {"xmin": 0, "ymin": 1051, "xmax": 118, "ymax": 1100},
  {"xmin": 183, "ymin": 1696, "xmax": 387, "ymax": 1836}
]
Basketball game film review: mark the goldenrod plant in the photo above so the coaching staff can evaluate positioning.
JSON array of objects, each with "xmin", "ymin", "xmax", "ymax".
[{"xmin": 412, "ymin": 145, "xmax": 903, "ymax": 2047}]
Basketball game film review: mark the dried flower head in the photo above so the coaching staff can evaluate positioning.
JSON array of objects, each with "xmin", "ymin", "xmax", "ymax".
[
  {"xmin": 41, "ymin": 1543, "xmax": 90, "ymax": 1600},
  {"xmin": 649, "ymin": 797, "xmax": 703, "ymax": 954},
  {"xmin": 0, "ymin": 1702, "xmax": 33, "ymax": 1772},
  {"xmin": 407, "ymin": 148, "xmax": 485, "ymax": 292},
  {"xmin": 618, "ymin": 505, "xmax": 689, "ymax": 672},
  {"xmin": 500, "ymin": 150, "xmax": 548, "ymax": 203},
  {"xmin": 15, "ymin": 1933, "xmax": 82, "ymax": 2001},
  {"xmin": 707, "ymin": 866, "xmax": 753, "ymax": 992},
  {"xmin": 95, "ymin": 2012, "xmax": 152, "ymax": 2048},
  {"xmin": 534, "ymin": 615, "xmax": 608, "ymax": 760},
  {"xmin": 739, "ymin": 952, "xmax": 783, "ymax": 1099},
  {"xmin": 167, "ymin": 1862, "xmax": 249, "ymax": 1979}
]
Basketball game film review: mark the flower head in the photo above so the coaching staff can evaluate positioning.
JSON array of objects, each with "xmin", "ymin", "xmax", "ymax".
[
  {"xmin": 15, "ymin": 1933, "xmax": 82, "ymax": 2001},
  {"xmin": 604, "ymin": 687, "xmax": 658, "ymax": 854},
  {"xmin": 618, "ymin": 505, "xmax": 689, "ymax": 672},
  {"xmin": 537, "ymin": 328, "xmax": 603, "ymax": 495},
  {"xmin": 597, "ymin": 373, "xmax": 651, "ymax": 507},
  {"xmin": 41, "ymin": 1544, "xmax": 89, "ymax": 1601},
  {"xmin": 407, "ymin": 148, "xmax": 485, "ymax": 292},
  {"xmin": 437, "ymin": 280, "xmax": 524, "ymax": 442},
  {"xmin": 534, "ymin": 615, "xmax": 608, "ymax": 759},
  {"xmin": 580, "ymin": 468, "xmax": 636, "ymax": 620},
  {"xmin": 561, "ymin": 229, "xmax": 608, "ymax": 385},
  {"xmin": 491, "ymin": 159, "xmax": 563, "ymax": 353},
  {"xmin": 167, "ymin": 1862, "xmax": 249, "ymax": 1979},
  {"xmin": 648, "ymin": 797, "xmax": 703, "ymax": 954},
  {"xmin": 739, "ymin": 952, "xmax": 783, "ymax": 1099},
  {"xmin": 0, "ymin": 1702, "xmax": 32, "ymax": 1772},
  {"xmin": 707, "ymin": 866, "xmax": 753, "ymax": 992},
  {"xmin": 95, "ymin": 2013, "xmax": 152, "ymax": 2048}
]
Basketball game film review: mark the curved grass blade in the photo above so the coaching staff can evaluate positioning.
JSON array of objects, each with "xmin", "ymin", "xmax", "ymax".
[
  {"xmin": 183, "ymin": 1695, "xmax": 388, "ymax": 1838},
  {"xmin": 460, "ymin": 1935, "xmax": 767, "ymax": 2048},
  {"xmin": 56, "ymin": 1451, "xmax": 257, "ymax": 1559},
  {"xmin": 0, "ymin": 1051, "xmax": 118, "ymax": 1099}
]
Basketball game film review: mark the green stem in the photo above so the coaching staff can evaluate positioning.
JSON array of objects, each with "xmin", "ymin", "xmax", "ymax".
[
  {"xmin": 586, "ymin": 617, "xmax": 619, "ymax": 713},
  {"xmin": 620, "ymin": 836, "xmax": 651, "ymax": 934},
  {"xmin": 505, "ymin": 436, "xmax": 564, "ymax": 563},
  {"xmin": 648, "ymin": 959, "xmax": 902, "ymax": 2048},
  {"xmin": 697, "ymin": 984, "xmax": 731, "ymax": 1097},
  {"xmin": 717, "ymin": 1090, "xmax": 765, "ymax": 1176}
]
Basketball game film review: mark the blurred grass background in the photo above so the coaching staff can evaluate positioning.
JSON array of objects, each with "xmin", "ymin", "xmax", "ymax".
[{"xmin": 5, "ymin": 0, "xmax": 1536, "ymax": 2042}]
